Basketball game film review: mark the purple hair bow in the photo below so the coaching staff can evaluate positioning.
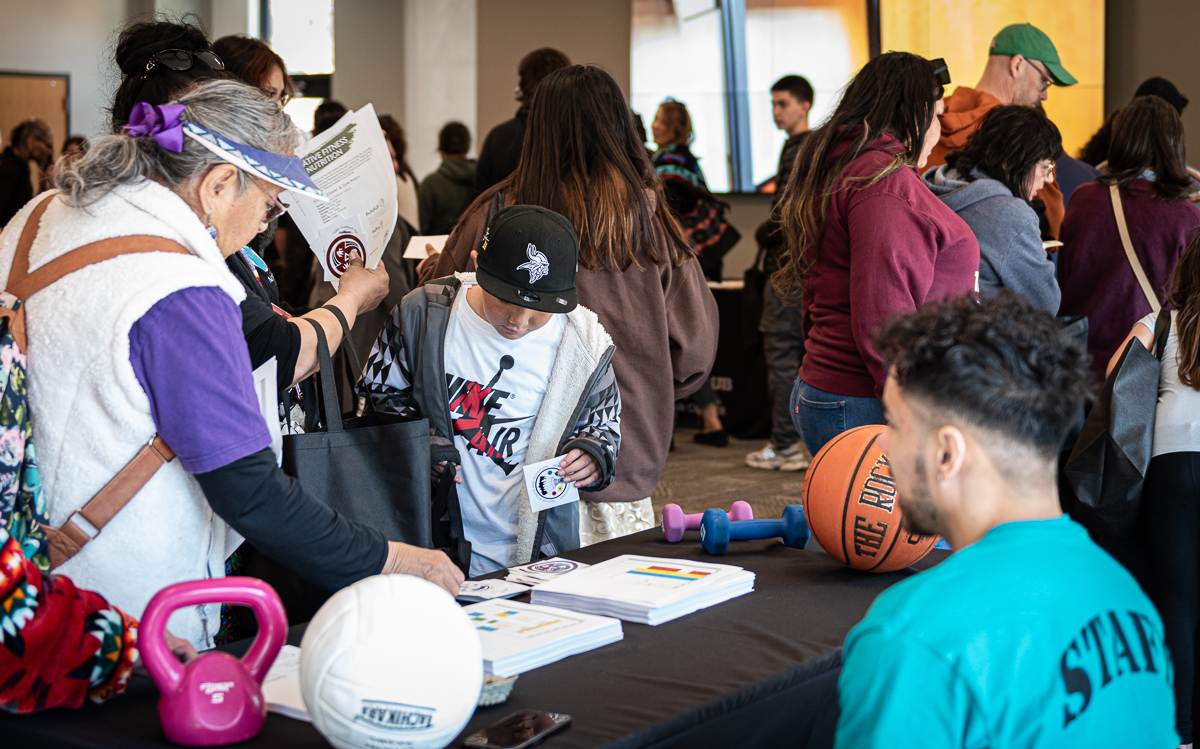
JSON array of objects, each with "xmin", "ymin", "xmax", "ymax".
[{"xmin": 122, "ymin": 102, "xmax": 186, "ymax": 152}]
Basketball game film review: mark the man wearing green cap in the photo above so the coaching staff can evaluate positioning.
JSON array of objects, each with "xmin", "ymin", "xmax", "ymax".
[{"xmin": 929, "ymin": 23, "xmax": 1077, "ymax": 237}]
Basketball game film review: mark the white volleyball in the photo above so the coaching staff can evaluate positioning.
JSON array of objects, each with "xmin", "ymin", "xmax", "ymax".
[{"xmin": 300, "ymin": 574, "xmax": 483, "ymax": 749}]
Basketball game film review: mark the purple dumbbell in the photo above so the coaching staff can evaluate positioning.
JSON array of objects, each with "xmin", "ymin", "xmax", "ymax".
[{"xmin": 662, "ymin": 501, "xmax": 754, "ymax": 543}]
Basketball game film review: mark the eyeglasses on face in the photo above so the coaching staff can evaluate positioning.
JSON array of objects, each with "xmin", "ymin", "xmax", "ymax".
[
  {"xmin": 1038, "ymin": 160, "xmax": 1057, "ymax": 176},
  {"xmin": 1029, "ymin": 60, "xmax": 1054, "ymax": 92},
  {"xmin": 248, "ymin": 176, "xmax": 290, "ymax": 222}
]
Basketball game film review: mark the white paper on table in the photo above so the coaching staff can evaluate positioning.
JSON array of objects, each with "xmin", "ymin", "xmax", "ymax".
[
  {"xmin": 262, "ymin": 645, "xmax": 310, "ymax": 722},
  {"xmin": 457, "ymin": 579, "xmax": 531, "ymax": 602},
  {"xmin": 404, "ymin": 234, "xmax": 449, "ymax": 260},
  {"xmin": 285, "ymin": 103, "xmax": 397, "ymax": 286},
  {"xmin": 523, "ymin": 455, "xmax": 581, "ymax": 512}
]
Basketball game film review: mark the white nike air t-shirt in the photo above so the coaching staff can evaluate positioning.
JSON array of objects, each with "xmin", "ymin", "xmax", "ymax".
[{"xmin": 443, "ymin": 283, "xmax": 566, "ymax": 575}]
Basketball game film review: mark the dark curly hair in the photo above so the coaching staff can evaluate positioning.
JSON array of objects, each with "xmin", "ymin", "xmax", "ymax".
[
  {"xmin": 876, "ymin": 293, "xmax": 1091, "ymax": 460},
  {"xmin": 110, "ymin": 18, "xmax": 229, "ymax": 130},
  {"xmin": 945, "ymin": 105, "xmax": 1063, "ymax": 200}
]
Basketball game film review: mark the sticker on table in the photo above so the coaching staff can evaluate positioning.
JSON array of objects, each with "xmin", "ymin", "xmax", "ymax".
[{"xmin": 523, "ymin": 455, "xmax": 580, "ymax": 512}]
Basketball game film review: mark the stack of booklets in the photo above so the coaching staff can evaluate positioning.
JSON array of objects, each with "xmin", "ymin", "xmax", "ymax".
[
  {"xmin": 530, "ymin": 554, "xmax": 755, "ymax": 626},
  {"xmin": 464, "ymin": 599, "xmax": 623, "ymax": 677}
]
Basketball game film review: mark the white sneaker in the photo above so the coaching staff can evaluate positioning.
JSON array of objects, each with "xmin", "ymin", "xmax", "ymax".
[
  {"xmin": 739, "ymin": 441, "xmax": 806, "ymax": 470},
  {"xmin": 777, "ymin": 442, "xmax": 811, "ymax": 472}
]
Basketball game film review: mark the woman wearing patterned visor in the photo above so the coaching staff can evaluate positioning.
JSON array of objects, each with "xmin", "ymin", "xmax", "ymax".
[{"xmin": 0, "ymin": 79, "xmax": 463, "ymax": 655}]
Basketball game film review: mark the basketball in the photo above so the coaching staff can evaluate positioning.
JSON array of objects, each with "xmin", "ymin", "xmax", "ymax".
[
  {"xmin": 300, "ymin": 575, "xmax": 483, "ymax": 749},
  {"xmin": 801, "ymin": 425, "xmax": 939, "ymax": 572}
]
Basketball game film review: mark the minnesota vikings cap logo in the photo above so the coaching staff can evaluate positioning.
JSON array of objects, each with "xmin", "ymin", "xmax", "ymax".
[
  {"xmin": 475, "ymin": 205, "xmax": 578, "ymax": 314},
  {"xmin": 518, "ymin": 243, "xmax": 550, "ymax": 283}
]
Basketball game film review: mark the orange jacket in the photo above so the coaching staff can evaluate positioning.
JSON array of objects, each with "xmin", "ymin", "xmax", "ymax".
[{"xmin": 928, "ymin": 87, "xmax": 1064, "ymax": 239}]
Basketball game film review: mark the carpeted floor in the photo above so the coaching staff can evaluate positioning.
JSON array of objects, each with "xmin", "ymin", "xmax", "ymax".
[{"xmin": 650, "ymin": 428, "xmax": 808, "ymax": 522}]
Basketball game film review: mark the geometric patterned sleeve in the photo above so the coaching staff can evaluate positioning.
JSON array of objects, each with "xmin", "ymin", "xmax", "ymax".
[
  {"xmin": 563, "ymin": 359, "xmax": 621, "ymax": 492},
  {"xmin": 355, "ymin": 304, "xmax": 420, "ymax": 418},
  {"xmin": 0, "ymin": 526, "xmax": 138, "ymax": 713}
]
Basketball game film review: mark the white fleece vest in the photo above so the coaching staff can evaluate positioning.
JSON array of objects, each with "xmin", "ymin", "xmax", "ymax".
[
  {"xmin": 0, "ymin": 184, "xmax": 247, "ymax": 648},
  {"xmin": 449, "ymin": 273, "xmax": 614, "ymax": 562}
]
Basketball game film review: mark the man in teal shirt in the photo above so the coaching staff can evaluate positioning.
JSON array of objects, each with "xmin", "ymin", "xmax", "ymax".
[{"xmin": 836, "ymin": 294, "xmax": 1178, "ymax": 748}]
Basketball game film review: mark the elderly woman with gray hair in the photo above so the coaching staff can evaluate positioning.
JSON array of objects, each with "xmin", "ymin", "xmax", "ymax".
[{"xmin": 0, "ymin": 79, "xmax": 463, "ymax": 654}]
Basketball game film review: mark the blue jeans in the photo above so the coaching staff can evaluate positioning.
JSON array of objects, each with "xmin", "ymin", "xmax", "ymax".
[{"xmin": 790, "ymin": 379, "xmax": 885, "ymax": 457}]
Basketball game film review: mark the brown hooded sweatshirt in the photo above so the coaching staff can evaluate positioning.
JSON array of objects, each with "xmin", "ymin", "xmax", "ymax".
[{"xmin": 928, "ymin": 86, "xmax": 1065, "ymax": 239}]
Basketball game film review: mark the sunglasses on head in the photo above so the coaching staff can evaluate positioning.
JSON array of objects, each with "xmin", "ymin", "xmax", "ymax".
[
  {"xmin": 143, "ymin": 49, "xmax": 225, "ymax": 75},
  {"xmin": 929, "ymin": 58, "xmax": 952, "ymax": 87}
]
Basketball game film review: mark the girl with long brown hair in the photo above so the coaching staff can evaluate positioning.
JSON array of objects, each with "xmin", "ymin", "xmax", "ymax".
[
  {"xmin": 772, "ymin": 51, "xmax": 979, "ymax": 456},
  {"xmin": 419, "ymin": 64, "xmax": 717, "ymax": 546},
  {"xmin": 1107, "ymin": 233, "xmax": 1200, "ymax": 745},
  {"xmin": 1059, "ymin": 95, "xmax": 1200, "ymax": 384}
]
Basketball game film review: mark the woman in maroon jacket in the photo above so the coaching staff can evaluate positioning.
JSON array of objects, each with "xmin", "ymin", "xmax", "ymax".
[
  {"xmin": 773, "ymin": 52, "xmax": 980, "ymax": 455},
  {"xmin": 1058, "ymin": 95, "xmax": 1200, "ymax": 386},
  {"xmin": 418, "ymin": 65, "xmax": 717, "ymax": 545}
]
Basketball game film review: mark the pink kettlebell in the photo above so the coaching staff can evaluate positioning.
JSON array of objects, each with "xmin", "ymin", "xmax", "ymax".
[{"xmin": 140, "ymin": 578, "xmax": 287, "ymax": 746}]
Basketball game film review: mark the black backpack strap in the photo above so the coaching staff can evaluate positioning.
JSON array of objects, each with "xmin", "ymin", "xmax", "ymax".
[
  {"xmin": 486, "ymin": 189, "xmax": 505, "ymax": 226},
  {"xmin": 431, "ymin": 461, "xmax": 471, "ymax": 574},
  {"xmin": 1153, "ymin": 307, "xmax": 1172, "ymax": 360},
  {"xmin": 530, "ymin": 510, "xmax": 549, "ymax": 563}
]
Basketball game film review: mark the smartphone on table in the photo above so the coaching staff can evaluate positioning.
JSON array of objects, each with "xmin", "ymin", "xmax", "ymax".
[{"xmin": 462, "ymin": 710, "xmax": 571, "ymax": 748}]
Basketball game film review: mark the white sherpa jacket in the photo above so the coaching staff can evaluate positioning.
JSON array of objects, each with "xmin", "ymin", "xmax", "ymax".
[{"xmin": 0, "ymin": 183, "xmax": 246, "ymax": 648}]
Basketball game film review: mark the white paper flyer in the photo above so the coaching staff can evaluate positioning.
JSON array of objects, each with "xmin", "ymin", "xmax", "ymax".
[{"xmin": 285, "ymin": 103, "xmax": 397, "ymax": 289}]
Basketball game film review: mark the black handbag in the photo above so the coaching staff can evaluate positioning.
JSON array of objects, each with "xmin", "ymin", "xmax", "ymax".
[
  {"xmin": 1064, "ymin": 308, "xmax": 1171, "ymax": 538},
  {"xmin": 245, "ymin": 308, "xmax": 434, "ymax": 623}
]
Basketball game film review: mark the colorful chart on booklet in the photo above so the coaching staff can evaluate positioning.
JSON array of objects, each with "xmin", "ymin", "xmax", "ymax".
[
  {"xmin": 470, "ymin": 608, "xmax": 584, "ymax": 639},
  {"xmin": 609, "ymin": 560, "xmax": 718, "ymax": 590}
]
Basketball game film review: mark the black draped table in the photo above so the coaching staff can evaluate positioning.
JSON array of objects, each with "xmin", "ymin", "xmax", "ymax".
[{"xmin": 5, "ymin": 529, "xmax": 945, "ymax": 749}]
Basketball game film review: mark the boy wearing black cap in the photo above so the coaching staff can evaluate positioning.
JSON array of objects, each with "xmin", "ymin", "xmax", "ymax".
[{"xmin": 360, "ymin": 206, "xmax": 621, "ymax": 575}]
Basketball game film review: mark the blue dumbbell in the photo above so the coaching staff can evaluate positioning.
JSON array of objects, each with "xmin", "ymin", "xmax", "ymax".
[{"xmin": 699, "ymin": 504, "xmax": 810, "ymax": 555}]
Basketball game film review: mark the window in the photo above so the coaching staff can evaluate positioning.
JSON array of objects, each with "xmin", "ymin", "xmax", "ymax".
[
  {"xmin": 266, "ymin": 0, "xmax": 335, "ymax": 75},
  {"xmin": 632, "ymin": 0, "xmax": 870, "ymax": 193},
  {"xmin": 265, "ymin": 0, "xmax": 335, "ymax": 134}
]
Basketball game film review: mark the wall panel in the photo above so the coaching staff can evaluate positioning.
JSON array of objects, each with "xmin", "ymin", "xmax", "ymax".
[{"xmin": 880, "ymin": 0, "xmax": 1104, "ymax": 156}]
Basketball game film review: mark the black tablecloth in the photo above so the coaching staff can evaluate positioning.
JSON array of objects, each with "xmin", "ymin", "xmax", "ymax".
[{"xmin": 5, "ymin": 530, "xmax": 946, "ymax": 749}]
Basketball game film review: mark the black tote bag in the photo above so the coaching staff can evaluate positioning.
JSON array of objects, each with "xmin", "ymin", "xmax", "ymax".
[
  {"xmin": 245, "ymin": 309, "xmax": 433, "ymax": 623},
  {"xmin": 1064, "ymin": 308, "xmax": 1170, "ymax": 538}
]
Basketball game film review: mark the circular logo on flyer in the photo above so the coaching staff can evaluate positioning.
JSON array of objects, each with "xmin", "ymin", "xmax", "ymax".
[
  {"xmin": 529, "ymin": 560, "xmax": 577, "ymax": 574},
  {"xmin": 533, "ymin": 467, "xmax": 567, "ymax": 502},
  {"xmin": 326, "ymin": 233, "xmax": 365, "ymax": 278}
]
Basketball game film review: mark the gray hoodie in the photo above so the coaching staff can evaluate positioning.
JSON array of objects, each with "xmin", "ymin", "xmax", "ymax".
[{"xmin": 922, "ymin": 164, "xmax": 1060, "ymax": 314}]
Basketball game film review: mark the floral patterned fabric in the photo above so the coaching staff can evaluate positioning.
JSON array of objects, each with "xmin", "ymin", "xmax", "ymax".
[
  {"xmin": 0, "ymin": 526, "xmax": 138, "ymax": 712},
  {"xmin": 0, "ymin": 324, "xmax": 50, "ymax": 571},
  {"xmin": 0, "ymin": 318, "xmax": 138, "ymax": 712}
]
